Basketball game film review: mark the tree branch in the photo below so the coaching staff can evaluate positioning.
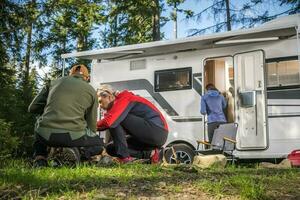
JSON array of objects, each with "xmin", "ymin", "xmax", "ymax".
[
  {"xmin": 190, "ymin": 0, "xmax": 224, "ymax": 20},
  {"xmin": 0, "ymin": 0, "xmax": 59, "ymax": 34},
  {"xmin": 188, "ymin": 21, "xmax": 226, "ymax": 36}
]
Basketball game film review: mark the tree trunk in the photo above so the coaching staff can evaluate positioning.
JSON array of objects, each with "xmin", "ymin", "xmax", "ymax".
[
  {"xmin": 24, "ymin": 24, "xmax": 32, "ymax": 86},
  {"xmin": 112, "ymin": 15, "xmax": 118, "ymax": 47},
  {"xmin": 77, "ymin": 32, "xmax": 84, "ymax": 51},
  {"xmin": 23, "ymin": 0, "xmax": 34, "ymax": 102},
  {"xmin": 225, "ymin": 0, "xmax": 231, "ymax": 31},
  {"xmin": 152, "ymin": 0, "xmax": 160, "ymax": 41},
  {"xmin": 173, "ymin": 3, "xmax": 178, "ymax": 39}
]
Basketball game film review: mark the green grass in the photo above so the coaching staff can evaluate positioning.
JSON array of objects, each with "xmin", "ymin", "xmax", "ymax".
[{"xmin": 0, "ymin": 159, "xmax": 300, "ymax": 199}]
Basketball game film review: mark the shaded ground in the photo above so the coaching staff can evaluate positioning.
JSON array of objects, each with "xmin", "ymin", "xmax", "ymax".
[{"xmin": 0, "ymin": 160, "xmax": 300, "ymax": 199}]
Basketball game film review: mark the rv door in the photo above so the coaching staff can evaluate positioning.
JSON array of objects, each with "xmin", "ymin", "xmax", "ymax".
[{"xmin": 234, "ymin": 50, "xmax": 268, "ymax": 150}]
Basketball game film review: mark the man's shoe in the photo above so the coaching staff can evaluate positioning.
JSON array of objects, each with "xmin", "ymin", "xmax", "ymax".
[
  {"xmin": 150, "ymin": 148, "xmax": 163, "ymax": 164},
  {"xmin": 33, "ymin": 158, "xmax": 48, "ymax": 168},
  {"xmin": 117, "ymin": 156, "xmax": 135, "ymax": 164},
  {"xmin": 48, "ymin": 147, "xmax": 80, "ymax": 167},
  {"xmin": 60, "ymin": 147, "xmax": 80, "ymax": 167},
  {"xmin": 97, "ymin": 155, "xmax": 116, "ymax": 166}
]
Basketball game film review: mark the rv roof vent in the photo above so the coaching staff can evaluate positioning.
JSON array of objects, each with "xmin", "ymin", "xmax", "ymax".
[{"xmin": 130, "ymin": 59, "xmax": 146, "ymax": 70}]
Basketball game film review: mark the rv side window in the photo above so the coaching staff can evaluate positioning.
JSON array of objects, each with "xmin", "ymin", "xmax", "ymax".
[
  {"xmin": 266, "ymin": 58, "xmax": 300, "ymax": 88},
  {"xmin": 154, "ymin": 67, "xmax": 192, "ymax": 92}
]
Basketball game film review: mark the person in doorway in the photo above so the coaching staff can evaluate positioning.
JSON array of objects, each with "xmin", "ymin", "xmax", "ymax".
[
  {"xmin": 28, "ymin": 64, "xmax": 103, "ymax": 167},
  {"xmin": 200, "ymin": 83, "xmax": 227, "ymax": 143},
  {"xmin": 223, "ymin": 87, "xmax": 235, "ymax": 123},
  {"xmin": 97, "ymin": 84, "xmax": 168, "ymax": 164}
]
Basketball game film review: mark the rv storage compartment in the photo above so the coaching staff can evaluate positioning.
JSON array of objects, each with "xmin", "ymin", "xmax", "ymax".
[
  {"xmin": 288, "ymin": 150, "xmax": 300, "ymax": 167},
  {"xmin": 239, "ymin": 91, "xmax": 256, "ymax": 108}
]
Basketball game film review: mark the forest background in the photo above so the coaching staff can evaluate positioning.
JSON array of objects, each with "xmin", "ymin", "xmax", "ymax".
[{"xmin": 0, "ymin": 0, "xmax": 299, "ymax": 158}]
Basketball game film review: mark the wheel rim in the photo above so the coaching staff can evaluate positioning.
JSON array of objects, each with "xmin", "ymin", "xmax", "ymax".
[{"xmin": 169, "ymin": 150, "xmax": 192, "ymax": 164}]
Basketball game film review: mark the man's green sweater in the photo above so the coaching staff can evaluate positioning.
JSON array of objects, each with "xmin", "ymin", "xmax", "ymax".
[{"xmin": 28, "ymin": 75, "xmax": 98, "ymax": 140}]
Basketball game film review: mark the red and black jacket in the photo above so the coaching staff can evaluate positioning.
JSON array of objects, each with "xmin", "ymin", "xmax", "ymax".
[{"xmin": 97, "ymin": 90, "xmax": 168, "ymax": 132}]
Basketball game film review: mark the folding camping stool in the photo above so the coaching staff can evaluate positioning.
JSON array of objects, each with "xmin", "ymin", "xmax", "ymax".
[{"xmin": 196, "ymin": 123, "xmax": 238, "ymax": 164}]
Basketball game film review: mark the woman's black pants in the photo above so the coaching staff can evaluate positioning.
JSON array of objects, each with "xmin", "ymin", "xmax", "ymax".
[{"xmin": 106, "ymin": 114, "xmax": 168, "ymax": 159}]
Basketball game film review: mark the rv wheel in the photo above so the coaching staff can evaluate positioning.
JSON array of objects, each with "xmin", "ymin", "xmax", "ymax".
[{"xmin": 164, "ymin": 144, "xmax": 195, "ymax": 164}]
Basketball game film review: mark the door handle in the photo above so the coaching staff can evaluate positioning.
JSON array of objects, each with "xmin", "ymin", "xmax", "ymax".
[{"xmin": 258, "ymin": 80, "xmax": 262, "ymax": 88}]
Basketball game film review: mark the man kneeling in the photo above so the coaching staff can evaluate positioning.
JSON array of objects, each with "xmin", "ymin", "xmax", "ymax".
[
  {"xmin": 29, "ymin": 64, "xmax": 103, "ymax": 167},
  {"xmin": 97, "ymin": 85, "xmax": 168, "ymax": 164}
]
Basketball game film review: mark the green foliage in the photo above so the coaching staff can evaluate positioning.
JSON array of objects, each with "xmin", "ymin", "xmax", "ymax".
[
  {"xmin": 0, "ymin": 120, "xmax": 19, "ymax": 158},
  {"xmin": 101, "ymin": 0, "xmax": 164, "ymax": 47},
  {"xmin": 0, "ymin": 64, "xmax": 35, "ymax": 157},
  {"xmin": 44, "ymin": 0, "xmax": 105, "ymax": 58},
  {"xmin": 0, "ymin": 64, "xmax": 18, "ymax": 122},
  {"xmin": 0, "ymin": 0, "xmax": 105, "ymax": 157}
]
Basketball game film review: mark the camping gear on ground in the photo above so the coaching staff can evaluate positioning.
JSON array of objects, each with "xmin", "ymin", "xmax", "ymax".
[
  {"xmin": 193, "ymin": 154, "xmax": 227, "ymax": 169},
  {"xmin": 288, "ymin": 149, "xmax": 300, "ymax": 167},
  {"xmin": 259, "ymin": 159, "xmax": 292, "ymax": 169}
]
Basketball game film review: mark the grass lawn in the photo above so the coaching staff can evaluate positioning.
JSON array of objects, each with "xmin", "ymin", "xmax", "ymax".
[{"xmin": 0, "ymin": 159, "xmax": 300, "ymax": 200}]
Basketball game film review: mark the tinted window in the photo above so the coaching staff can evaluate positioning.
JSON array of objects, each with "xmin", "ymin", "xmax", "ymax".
[{"xmin": 154, "ymin": 67, "xmax": 192, "ymax": 92}]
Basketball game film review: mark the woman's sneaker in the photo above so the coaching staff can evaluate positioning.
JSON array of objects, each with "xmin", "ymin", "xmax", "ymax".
[
  {"xmin": 117, "ymin": 156, "xmax": 135, "ymax": 164},
  {"xmin": 150, "ymin": 148, "xmax": 163, "ymax": 164}
]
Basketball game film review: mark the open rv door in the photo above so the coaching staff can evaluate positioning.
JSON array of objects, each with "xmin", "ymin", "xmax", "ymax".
[{"xmin": 234, "ymin": 50, "xmax": 268, "ymax": 150}]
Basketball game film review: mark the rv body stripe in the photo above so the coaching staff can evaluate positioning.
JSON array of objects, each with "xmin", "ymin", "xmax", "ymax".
[
  {"xmin": 193, "ymin": 73, "xmax": 202, "ymax": 95},
  {"xmin": 172, "ymin": 118, "xmax": 202, "ymax": 122},
  {"xmin": 268, "ymin": 104, "xmax": 300, "ymax": 106},
  {"xmin": 103, "ymin": 79, "xmax": 300, "ymax": 122},
  {"xmin": 103, "ymin": 79, "xmax": 179, "ymax": 116},
  {"xmin": 103, "ymin": 79, "xmax": 205, "ymax": 122},
  {"xmin": 268, "ymin": 114, "xmax": 300, "ymax": 118}
]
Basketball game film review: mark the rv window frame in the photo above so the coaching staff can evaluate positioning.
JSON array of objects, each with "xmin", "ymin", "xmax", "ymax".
[
  {"xmin": 266, "ymin": 56, "xmax": 300, "ymax": 90},
  {"xmin": 154, "ymin": 67, "xmax": 192, "ymax": 92}
]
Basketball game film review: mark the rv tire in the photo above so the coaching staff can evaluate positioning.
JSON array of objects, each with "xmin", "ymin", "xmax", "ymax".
[{"xmin": 164, "ymin": 143, "xmax": 195, "ymax": 164}]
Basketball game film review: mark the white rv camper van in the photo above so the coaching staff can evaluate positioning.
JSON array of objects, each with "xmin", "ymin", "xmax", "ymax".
[{"xmin": 62, "ymin": 14, "xmax": 300, "ymax": 163}]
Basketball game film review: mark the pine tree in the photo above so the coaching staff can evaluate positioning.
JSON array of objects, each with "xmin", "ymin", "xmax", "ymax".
[
  {"xmin": 166, "ymin": 0, "xmax": 193, "ymax": 39},
  {"xmin": 188, "ymin": 0, "xmax": 299, "ymax": 36},
  {"xmin": 101, "ymin": 0, "xmax": 164, "ymax": 47}
]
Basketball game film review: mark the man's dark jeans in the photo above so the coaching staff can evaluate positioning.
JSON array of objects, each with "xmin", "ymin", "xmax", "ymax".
[{"xmin": 34, "ymin": 133, "xmax": 104, "ymax": 159}]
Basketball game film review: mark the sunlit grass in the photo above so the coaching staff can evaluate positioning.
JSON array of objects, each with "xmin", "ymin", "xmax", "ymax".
[{"xmin": 1, "ymin": 159, "xmax": 300, "ymax": 199}]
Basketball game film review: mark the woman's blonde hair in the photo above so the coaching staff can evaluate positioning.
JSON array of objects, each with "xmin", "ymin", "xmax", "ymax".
[{"xmin": 97, "ymin": 84, "xmax": 117, "ymax": 96}]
